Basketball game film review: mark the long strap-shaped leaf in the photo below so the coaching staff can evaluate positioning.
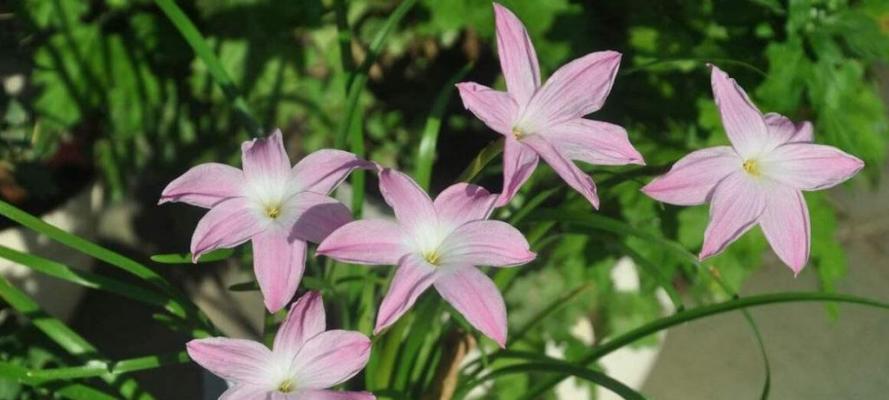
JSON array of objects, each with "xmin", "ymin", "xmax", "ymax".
[
  {"xmin": 153, "ymin": 0, "xmax": 262, "ymax": 136},
  {"xmin": 530, "ymin": 207, "xmax": 776, "ymax": 399},
  {"xmin": 0, "ymin": 362, "xmax": 117, "ymax": 400},
  {"xmin": 24, "ymin": 351, "xmax": 190, "ymax": 383},
  {"xmin": 414, "ymin": 63, "xmax": 474, "ymax": 190},
  {"xmin": 457, "ymin": 138, "xmax": 504, "ymax": 183},
  {"xmin": 337, "ymin": 0, "xmax": 420, "ymax": 148},
  {"xmin": 515, "ymin": 291, "xmax": 889, "ymax": 400},
  {"xmin": 0, "ymin": 245, "xmax": 185, "ymax": 319},
  {"xmin": 0, "ymin": 200, "xmax": 214, "ymax": 334},
  {"xmin": 0, "ymin": 275, "xmax": 153, "ymax": 399},
  {"xmin": 334, "ymin": 0, "xmax": 418, "ymax": 217},
  {"xmin": 461, "ymin": 357, "xmax": 646, "ymax": 400}
]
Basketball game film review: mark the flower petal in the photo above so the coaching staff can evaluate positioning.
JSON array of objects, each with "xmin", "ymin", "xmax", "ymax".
[
  {"xmin": 286, "ymin": 192, "xmax": 353, "ymax": 244},
  {"xmin": 435, "ymin": 267, "xmax": 507, "ymax": 348},
  {"xmin": 438, "ymin": 220, "xmax": 535, "ymax": 267},
  {"xmin": 641, "ymin": 146, "xmax": 740, "ymax": 206},
  {"xmin": 190, "ymin": 198, "xmax": 264, "ymax": 261},
  {"xmin": 378, "ymin": 168, "xmax": 437, "ymax": 231},
  {"xmin": 253, "ymin": 231, "xmax": 306, "ymax": 313},
  {"xmin": 759, "ymin": 186, "xmax": 810, "ymax": 275},
  {"xmin": 274, "ymin": 291, "xmax": 326, "ymax": 357},
  {"xmin": 455, "ymin": 82, "xmax": 518, "ymax": 135},
  {"xmin": 220, "ymin": 385, "xmax": 270, "ymax": 400},
  {"xmin": 542, "ymin": 118, "xmax": 645, "ymax": 166},
  {"xmin": 291, "ymin": 149, "xmax": 373, "ymax": 195},
  {"xmin": 493, "ymin": 2, "xmax": 540, "ymax": 105},
  {"xmin": 316, "ymin": 219, "xmax": 406, "ymax": 265},
  {"xmin": 496, "ymin": 137, "xmax": 539, "ymax": 207},
  {"xmin": 433, "ymin": 183, "xmax": 497, "ymax": 230},
  {"xmin": 764, "ymin": 113, "xmax": 813, "ymax": 144},
  {"xmin": 521, "ymin": 51, "xmax": 621, "ymax": 129},
  {"xmin": 523, "ymin": 135, "xmax": 599, "ymax": 208},
  {"xmin": 375, "ymin": 254, "xmax": 438, "ymax": 333},
  {"xmin": 159, "ymin": 163, "xmax": 245, "ymax": 208},
  {"xmin": 291, "ymin": 330, "xmax": 371, "ymax": 390},
  {"xmin": 186, "ymin": 338, "xmax": 272, "ymax": 385},
  {"xmin": 243, "ymin": 129, "xmax": 291, "ymax": 182},
  {"xmin": 292, "ymin": 390, "xmax": 376, "ymax": 400},
  {"xmin": 761, "ymin": 143, "xmax": 864, "ymax": 191},
  {"xmin": 710, "ymin": 65, "xmax": 768, "ymax": 158},
  {"xmin": 700, "ymin": 173, "xmax": 768, "ymax": 260}
]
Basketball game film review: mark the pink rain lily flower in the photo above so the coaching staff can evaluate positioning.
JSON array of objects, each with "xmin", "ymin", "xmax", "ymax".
[
  {"xmin": 642, "ymin": 65, "xmax": 864, "ymax": 274},
  {"xmin": 316, "ymin": 168, "xmax": 535, "ymax": 347},
  {"xmin": 160, "ymin": 130, "xmax": 371, "ymax": 312},
  {"xmin": 456, "ymin": 3, "xmax": 644, "ymax": 208},
  {"xmin": 187, "ymin": 291, "xmax": 374, "ymax": 400}
]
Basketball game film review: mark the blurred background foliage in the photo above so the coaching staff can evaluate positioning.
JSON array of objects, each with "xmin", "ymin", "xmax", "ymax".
[{"xmin": 2, "ymin": 0, "xmax": 888, "ymax": 398}]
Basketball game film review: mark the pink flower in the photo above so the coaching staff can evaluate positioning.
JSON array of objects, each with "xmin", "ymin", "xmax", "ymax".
[
  {"xmin": 456, "ymin": 3, "xmax": 644, "ymax": 208},
  {"xmin": 642, "ymin": 65, "xmax": 864, "ymax": 274},
  {"xmin": 160, "ymin": 130, "xmax": 371, "ymax": 312},
  {"xmin": 316, "ymin": 169, "xmax": 535, "ymax": 347},
  {"xmin": 186, "ymin": 292, "xmax": 374, "ymax": 400}
]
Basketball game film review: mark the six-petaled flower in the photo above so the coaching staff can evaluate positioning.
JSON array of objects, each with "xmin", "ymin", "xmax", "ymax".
[
  {"xmin": 317, "ymin": 168, "xmax": 536, "ymax": 347},
  {"xmin": 456, "ymin": 3, "xmax": 644, "ymax": 208},
  {"xmin": 160, "ymin": 129, "xmax": 371, "ymax": 312},
  {"xmin": 642, "ymin": 65, "xmax": 864, "ymax": 274},
  {"xmin": 186, "ymin": 292, "xmax": 374, "ymax": 400}
]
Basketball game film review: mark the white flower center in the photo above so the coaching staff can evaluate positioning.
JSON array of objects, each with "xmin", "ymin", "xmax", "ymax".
[
  {"xmin": 245, "ymin": 175, "xmax": 298, "ymax": 223},
  {"xmin": 412, "ymin": 223, "xmax": 449, "ymax": 266}
]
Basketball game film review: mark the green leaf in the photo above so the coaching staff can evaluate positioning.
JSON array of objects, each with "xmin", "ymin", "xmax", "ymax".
[
  {"xmin": 0, "ymin": 245, "xmax": 185, "ymax": 319},
  {"xmin": 414, "ymin": 63, "xmax": 473, "ymax": 190},
  {"xmin": 0, "ymin": 275, "xmax": 154, "ymax": 399},
  {"xmin": 153, "ymin": 0, "xmax": 262, "ymax": 136},
  {"xmin": 0, "ymin": 200, "xmax": 214, "ymax": 335},
  {"xmin": 520, "ymin": 291, "xmax": 889, "ymax": 399},
  {"xmin": 150, "ymin": 248, "xmax": 235, "ymax": 264},
  {"xmin": 462, "ymin": 358, "xmax": 646, "ymax": 400},
  {"xmin": 457, "ymin": 138, "xmax": 505, "ymax": 183}
]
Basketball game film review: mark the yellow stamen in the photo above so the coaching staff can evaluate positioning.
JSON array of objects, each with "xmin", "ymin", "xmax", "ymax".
[
  {"xmin": 423, "ymin": 250, "xmax": 441, "ymax": 266},
  {"xmin": 742, "ymin": 159, "xmax": 760, "ymax": 177},
  {"xmin": 265, "ymin": 205, "xmax": 281, "ymax": 219},
  {"xmin": 512, "ymin": 127, "xmax": 524, "ymax": 139},
  {"xmin": 278, "ymin": 379, "xmax": 295, "ymax": 393}
]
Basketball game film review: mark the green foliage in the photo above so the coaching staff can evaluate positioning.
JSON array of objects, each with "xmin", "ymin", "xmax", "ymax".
[{"xmin": 2, "ymin": 0, "xmax": 887, "ymax": 398}]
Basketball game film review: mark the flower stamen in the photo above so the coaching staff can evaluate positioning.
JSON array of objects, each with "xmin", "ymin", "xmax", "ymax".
[
  {"xmin": 265, "ymin": 205, "xmax": 281, "ymax": 219},
  {"xmin": 742, "ymin": 159, "xmax": 760, "ymax": 177},
  {"xmin": 423, "ymin": 250, "xmax": 441, "ymax": 266},
  {"xmin": 511, "ymin": 126, "xmax": 525, "ymax": 140},
  {"xmin": 277, "ymin": 378, "xmax": 295, "ymax": 393}
]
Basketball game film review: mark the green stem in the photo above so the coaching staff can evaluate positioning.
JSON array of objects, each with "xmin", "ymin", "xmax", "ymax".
[{"xmin": 517, "ymin": 291, "xmax": 889, "ymax": 399}]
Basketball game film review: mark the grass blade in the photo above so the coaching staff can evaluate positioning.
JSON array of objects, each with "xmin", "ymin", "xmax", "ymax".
[
  {"xmin": 414, "ymin": 63, "xmax": 473, "ymax": 189},
  {"xmin": 335, "ymin": 0, "xmax": 419, "ymax": 148},
  {"xmin": 519, "ymin": 291, "xmax": 889, "ymax": 399},
  {"xmin": 334, "ymin": 0, "xmax": 419, "ymax": 217},
  {"xmin": 0, "ymin": 245, "xmax": 186, "ymax": 319},
  {"xmin": 0, "ymin": 200, "xmax": 214, "ymax": 334},
  {"xmin": 25, "ymin": 352, "xmax": 190, "ymax": 382},
  {"xmin": 0, "ymin": 275, "xmax": 153, "ymax": 399},
  {"xmin": 464, "ymin": 359, "xmax": 646, "ymax": 400},
  {"xmin": 153, "ymin": 0, "xmax": 262, "ymax": 136},
  {"xmin": 0, "ymin": 363, "xmax": 118, "ymax": 400},
  {"xmin": 457, "ymin": 138, "xmax": 504, "ymax": 183},
  {"xmin": 150, "ymin": 248, "xmax": 234, "ymax": 264}
]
